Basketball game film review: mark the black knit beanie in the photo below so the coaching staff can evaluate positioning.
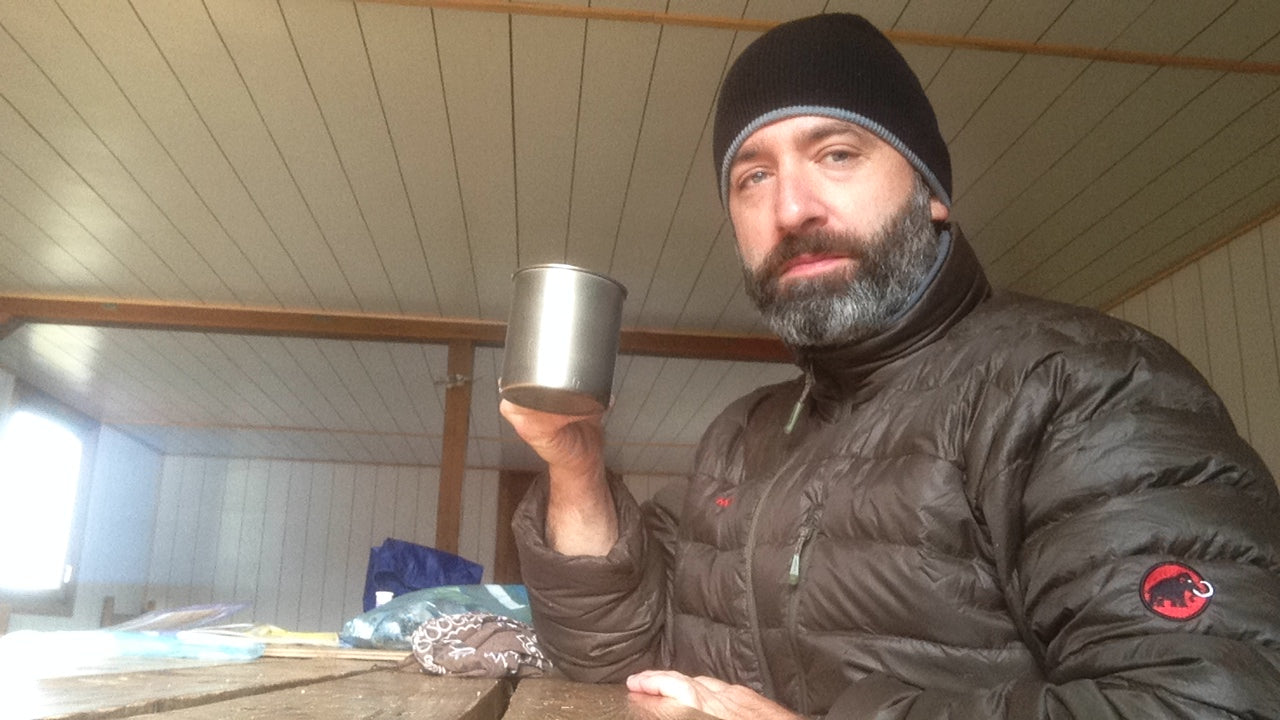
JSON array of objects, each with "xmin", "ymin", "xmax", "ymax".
[{"xmin": 713, "ymin": 13, "xmax": 951, "ymax": 208}]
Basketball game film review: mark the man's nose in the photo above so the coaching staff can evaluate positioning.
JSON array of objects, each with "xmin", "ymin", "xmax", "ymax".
[{"xmin": 773, "ymin": 167, "xmax": 826, "ymax": 236}]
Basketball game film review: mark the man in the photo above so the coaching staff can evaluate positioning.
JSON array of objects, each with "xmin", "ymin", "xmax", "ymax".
[{"xmin": 501, "ymin": 13, "xmax": 1280, "ymax": 719}]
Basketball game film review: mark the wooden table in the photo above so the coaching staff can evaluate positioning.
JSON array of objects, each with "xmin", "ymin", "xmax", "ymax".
[
  {"xmin": 10, "ymin": 657, "xmax": 507, "ymax": 720},
  {"xmin": 504, "ymin": 677, "xmax": 717, "ymax": 720},
  {"xmin": 10, "ymin": 658, "xmax": 715, "ymax": 720}
]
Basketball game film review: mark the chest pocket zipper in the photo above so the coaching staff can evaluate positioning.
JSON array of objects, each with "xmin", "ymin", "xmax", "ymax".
[{"xmin": 788, "ymin": 521, "xmax": 817, "ymax": 586}]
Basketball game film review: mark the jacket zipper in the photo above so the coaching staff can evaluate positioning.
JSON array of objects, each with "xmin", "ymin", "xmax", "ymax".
[
  {"xmin": 745, "ymin": 374, "xmax": 814, "ymax": 702},
  {"xmin": 785, "ymin": 512, "xmax": 819, "ymax": 716},
  {"xmin": 743, "ymin": 468, "xmax": 785, "ymax": 700},
  {"xmin": 783, "ymin": 368, "xmax": 814, "ymax": 435}
]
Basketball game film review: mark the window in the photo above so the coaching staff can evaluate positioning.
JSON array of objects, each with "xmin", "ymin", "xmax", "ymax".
[{"xmin": 0, "ymin": 386, "xmax": 96, "ymax": 615}]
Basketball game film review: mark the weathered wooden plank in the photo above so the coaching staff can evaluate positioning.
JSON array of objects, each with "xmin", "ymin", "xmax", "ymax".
[
  {"xmin": 148, "ymin": 671, "xmax": 507, "ymax": 720},
  {"xmin": 504, "ymin": 676, "xmax": 715, "ymax": 720},
  {"xmin": 16, "ymin": 658, "xmax": 386, "ymax": 720}
]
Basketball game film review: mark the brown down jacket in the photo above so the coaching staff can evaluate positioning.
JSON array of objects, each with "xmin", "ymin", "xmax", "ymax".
[{"xmin": 512, "ymin": 228, "xmax": 1280, "ymax": 719}]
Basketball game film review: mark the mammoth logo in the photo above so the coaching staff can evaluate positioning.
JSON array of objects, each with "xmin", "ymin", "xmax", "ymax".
[{"xmin": 1140, "ymin": 562, "xmax": 1213, "ymax": 621}]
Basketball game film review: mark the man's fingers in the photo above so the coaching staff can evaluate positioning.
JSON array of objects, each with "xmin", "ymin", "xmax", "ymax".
[
  {"xmin": 500, "ymin": 399, "xmax": 600, "ymax": 432},
  {"xmin": 627, "ymin": 670, "xmax": 703, "ymax": 708},
  {"xmin": 690, "ymin": 675, "xmax": 731, "ymax": 693}
]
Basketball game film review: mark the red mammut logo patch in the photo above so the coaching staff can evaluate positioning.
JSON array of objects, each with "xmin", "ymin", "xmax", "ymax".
[
  {"xmin": 1140, "ymin": 562, "xmax": 1213, "ymax": 621},
  {"xmin": 714, "ymin": 496, "xmax": 732, "ymax": 508}
]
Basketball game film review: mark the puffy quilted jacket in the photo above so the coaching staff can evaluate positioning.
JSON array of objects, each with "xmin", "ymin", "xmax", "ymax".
[{"xmin": 513, "ymin": 229, "xmax": 1280, "ymax": 718}]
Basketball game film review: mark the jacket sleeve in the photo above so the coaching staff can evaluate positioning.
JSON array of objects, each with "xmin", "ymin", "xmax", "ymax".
[
  {"xmin": 827, "ymin": 329, "xmax": 1280, "ymax": 719},
  {"xmin": 511, "ymin": 472, "xmax": 680, "ymax": 682}
]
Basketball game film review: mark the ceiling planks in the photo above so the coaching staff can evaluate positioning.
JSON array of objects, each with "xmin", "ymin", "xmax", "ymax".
[{"xmin": 0, "ymin": 0, "xmax": 1277, "ymax": 476}]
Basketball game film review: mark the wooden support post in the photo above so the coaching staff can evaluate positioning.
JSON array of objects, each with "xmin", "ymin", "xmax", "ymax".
[{"xmin": 435, "ymin": 340, "xmax": 474, "ymax": 554}]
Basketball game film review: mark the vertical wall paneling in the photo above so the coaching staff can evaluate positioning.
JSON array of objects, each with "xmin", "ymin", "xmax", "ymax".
[
  {"xmin": 71, "ymin": 427, "xmax": 162, "ymax": 627},
  {"xmin": 1197, "ymin": 248, "xmax": 1251, "ymax": 438},
  {"xmin": 1143, "ymin": 281, "xmax": 1178, "ymax": 347},
  {"xmin": 459, "ymin": 468, "xmax": 497, "ymax": 583},
  {"xmin": 297, "ymin": 463, "xmax": 333, "ymax": 631},
  {"xmin": 275, "ymin": 461, "xmax": 310, "ymax": 628},
  {"xmin": 1263, "ymin": 219, "xmax": 1280, "ymax": 474},
  {"xmin": 213, "ymin": 459, "xmax": 247, "ymax": 606},
  {"xmin": 145, "ymin": 458, "xmax": 490, "ymax": 632},
  {"xmin": 392, "ymin": 466, "xmax": 419, "ymax": 542},
  {"xmin": 252, "ymin": 460, "xmax": 289, "ymax": 624},
  {"xmin": 234, "ymin": 461, "xmax": 269, "ymax": 605},
  {"xmin": 175, "ymin": 457, "xmax": 207, "ymax": 607},
  {"xmin": 1120, "ymin": 293, "xmax": 1150, "ymax": 332},
  {"xmin": 494, "ymin": 470, "xmax": 536, "ymax": 584},
  {"xmin": 146, "ymin": 455, "xmax": 182, "ymax": 610},
  {"xmin": 370, "ymin": 465, "xmax": 399, "ymax": 551},
  {"xmin": 0, "ymin": 366, "xmax": 14, "ymax": 413},
  {"xmin": 344, "ymin": 465, "xmax": 378, "ymax": 614},
  {"xmin": 1229, "ymin": 231, "xmax": 1280, "ymax": 474},
  {"xmin": 1170, "ymin": 265, "xmax": 1212, "ymax": 380},
  {"xmin": 624, "ymin": 475, "xmax": 688, "ymax": 506},
  {"xmin": 1109, "ymin": 215, "xmax": 1280, "ymax": 480},
  {"xmin": 320, "ymin": 464, "xmax": 355, "ymax": 629},
  {"xmin": 413, "ymin": 466, "xmax": 440, "ymax": 551}
]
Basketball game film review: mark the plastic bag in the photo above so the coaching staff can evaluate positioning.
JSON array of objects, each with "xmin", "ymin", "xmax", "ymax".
[
  {"xmin": 340, "ymin": 584, "xmax": 532, "ymax": 650},
  {"xmin": 361, "ymin": 538, "xmax": 483, "ymax": 612}
]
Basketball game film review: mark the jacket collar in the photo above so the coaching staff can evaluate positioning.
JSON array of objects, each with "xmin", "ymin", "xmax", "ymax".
[{"xmin": 792, "ymin": 225, "xmax": 991, "ymax": 413}]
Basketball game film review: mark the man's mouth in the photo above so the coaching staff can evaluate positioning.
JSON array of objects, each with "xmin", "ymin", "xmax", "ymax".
[{"xmin": 778, "ymin": 253, "xmax": 853, "ymax": 281}]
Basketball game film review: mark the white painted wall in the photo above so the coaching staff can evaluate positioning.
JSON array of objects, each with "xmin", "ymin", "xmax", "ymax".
[
  {"xmin": 5, "ymin": 424, "xmax": 163, "ymax": 632},
  {"xmin": 1108, "ymin": 214, "xmax": 1280, "ymax": 480},
  {"xmin": 624, "ymin": 474, "xmax": 688, "ymax": 505},
  {"xmin": 0, "ymin": 367, "xmax": 14, "ymax": 415},
  {"xmin": 143, "ymin": 457, "xmax": 497, "ymax": 633}
]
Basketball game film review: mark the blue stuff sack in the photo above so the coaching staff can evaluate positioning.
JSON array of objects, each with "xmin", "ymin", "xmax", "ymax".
[{"xmin": 361, "ymin": 538, "xmax": 483, "ymax": 612}]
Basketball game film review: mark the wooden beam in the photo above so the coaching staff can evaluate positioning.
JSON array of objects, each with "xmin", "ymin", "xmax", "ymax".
[
  {"xmin": 363, "ymin": 0, "xmax": 1280, "ymax": 76},
  {"xmin": 435, "ymin": 340, "xmax": 474, "ymax": 555},
  {"xmin": 0, "ymin": 295, "xmax": 506, "ymax": 345},
  {"xmin": 0, "ymin": 295, "xmax": 791, "ymax": 363}
]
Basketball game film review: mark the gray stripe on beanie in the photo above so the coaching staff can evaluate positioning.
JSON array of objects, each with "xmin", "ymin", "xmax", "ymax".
[{"xmin": 718, "ymin": 105, "xmax": 953, "ymax": 209}]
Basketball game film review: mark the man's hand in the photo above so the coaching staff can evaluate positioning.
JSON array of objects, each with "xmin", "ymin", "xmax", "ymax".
[
  {"xmin": 626, "ymin": 670, "xmax": 800, "ymax": 720},
  {"xmin": 499, "ymin": 399, "xmax": 616, "ymax": 556},
  {"xmin": 500, "ymin": 399, "xmax": 605, "ymax": 477}
]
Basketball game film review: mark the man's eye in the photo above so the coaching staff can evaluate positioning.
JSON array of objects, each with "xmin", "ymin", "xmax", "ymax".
[
  {"xmin": 826, "ymin": 149, "xmax": 852, "ymax": 163},
  {"xmin": 739, "ymin": 170, "xmax": 768, "ymax": 188}
]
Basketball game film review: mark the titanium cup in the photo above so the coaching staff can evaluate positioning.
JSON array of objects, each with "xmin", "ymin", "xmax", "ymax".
[{"xmin": 500, "ymin": 264, "xmax": 627, "ymax": 415}]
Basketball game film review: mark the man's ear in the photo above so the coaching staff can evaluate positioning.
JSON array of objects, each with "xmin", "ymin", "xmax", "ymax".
[{"xmin": 930, "ymin": 197, "xmax": 949, "ymax": 223}]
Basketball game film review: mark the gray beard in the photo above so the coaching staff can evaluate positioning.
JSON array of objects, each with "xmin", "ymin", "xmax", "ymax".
[{"xmin": 743, "ymin": 176, "xmax": 941, "ymax": 348}]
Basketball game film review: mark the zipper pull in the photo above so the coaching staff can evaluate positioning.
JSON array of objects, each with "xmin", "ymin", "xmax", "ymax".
[
  {"xmin": 788, "ymin": 523, "xmax": 816, "ymax": 586},
  {"xmin": 788, "ymin": 552, "xmax": 802, "ymax": 585},
  {"xmin": 783, "ymin": 369, "xmax": 814, "ymax": 435}
]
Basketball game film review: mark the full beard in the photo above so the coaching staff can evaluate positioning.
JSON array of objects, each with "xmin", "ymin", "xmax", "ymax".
[{"xmin": 743, "ymin": 175, "xmax": 942, "ymax": 348}]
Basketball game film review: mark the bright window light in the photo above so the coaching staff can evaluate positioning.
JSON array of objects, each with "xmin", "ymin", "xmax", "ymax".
[{"xmin": 0, "ymin": 410, "xmax": 84, "ymax": 592}]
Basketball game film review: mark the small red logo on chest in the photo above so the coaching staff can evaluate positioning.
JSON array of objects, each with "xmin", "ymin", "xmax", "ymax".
[
  {"xmin": 714, "ymin": 496, "xmax": 732, "ymax": 508},
  {"xmin": 1140, "ymin": 562, "xmax": 1213, "ymax": 621}
]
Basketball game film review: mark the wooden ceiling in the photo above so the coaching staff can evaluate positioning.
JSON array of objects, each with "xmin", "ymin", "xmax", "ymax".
[{"xmin": 1, "ymin": 0, "xmax": 1278, "ymax": 475}]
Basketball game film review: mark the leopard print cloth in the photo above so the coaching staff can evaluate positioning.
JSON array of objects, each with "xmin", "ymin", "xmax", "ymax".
[{"xmin": 409, "ymin": 611, "xmax": 552, "ymax": 678}]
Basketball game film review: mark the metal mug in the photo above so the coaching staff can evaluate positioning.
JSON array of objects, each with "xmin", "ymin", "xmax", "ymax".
[{"xmin": 500, "ymin": 264, "xmax": 627, "ymax": 415}]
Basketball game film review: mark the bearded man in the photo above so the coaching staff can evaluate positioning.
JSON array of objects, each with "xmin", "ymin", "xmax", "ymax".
[{"xmin": 501, "ymin": 13, "xmax": 1280, "ymax": 720}]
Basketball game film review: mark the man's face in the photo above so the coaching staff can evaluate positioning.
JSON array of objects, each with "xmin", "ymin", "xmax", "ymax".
[{"xmin": 726, "ymin": 116, "xmax": 949, "ymax": 347}]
